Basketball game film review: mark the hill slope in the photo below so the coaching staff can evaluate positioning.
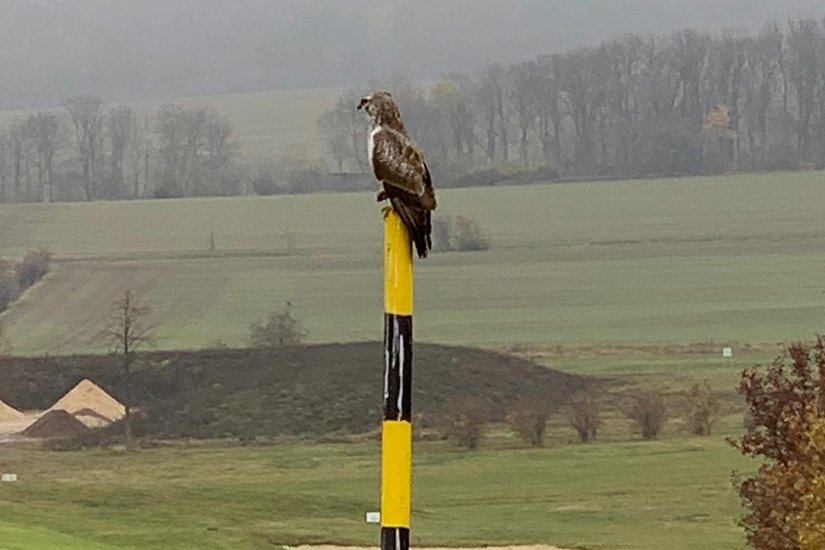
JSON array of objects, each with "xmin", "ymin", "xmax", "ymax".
[
  {"xmin": 0, "ymin": 342, "xmax": 588, "ymax": 438},
  {"xmin": 2, "ymin": 173, "xmax": 825, "ymax": 353}
]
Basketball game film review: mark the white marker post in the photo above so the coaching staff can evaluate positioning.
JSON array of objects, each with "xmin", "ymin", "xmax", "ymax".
[
  {"xmin": 366, "ymin": 512, "xmax": 381, "ymax": 524},
  {"xmin": 722, "ymin": 347, "xmax": 733, "ymax": 368}
]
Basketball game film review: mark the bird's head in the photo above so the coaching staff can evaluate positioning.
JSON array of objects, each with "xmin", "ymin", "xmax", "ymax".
[{"xmin": 357, "ymin": 91, "xmax": 396, "ymax": 120}]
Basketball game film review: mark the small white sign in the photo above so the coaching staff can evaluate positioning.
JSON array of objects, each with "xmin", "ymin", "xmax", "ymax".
[
  {"xmin": 1, "ymin": 474, "xmax": 18, "ymax": 482},
  {"xmin": 365, "ymin": 512, "xmax": 380, "ymax": 524},
  {"xmin": 722, "ymin": 347, "xmax": 733, "ymax": 359}
]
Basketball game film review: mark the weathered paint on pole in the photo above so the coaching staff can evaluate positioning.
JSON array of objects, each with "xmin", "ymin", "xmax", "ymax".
[{"xmin": 382, "ymin": 208, "xmax": 413, "ymax": 550}]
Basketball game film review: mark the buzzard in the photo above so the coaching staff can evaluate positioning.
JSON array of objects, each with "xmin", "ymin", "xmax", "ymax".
[{"xmin": 358, "ymin": 91, "xmax": 437, "ymax": 258}]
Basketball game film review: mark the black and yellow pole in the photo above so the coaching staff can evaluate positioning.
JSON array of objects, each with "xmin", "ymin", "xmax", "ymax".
[{"xmin": 381, "ymin": 208, "xmax": 413, "ymax": 550}]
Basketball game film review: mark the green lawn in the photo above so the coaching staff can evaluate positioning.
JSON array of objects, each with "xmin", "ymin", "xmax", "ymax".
[
  {"xmin": 0, "ymin": 435, "xmax": 752, "ymax": 550},
  {"xmin": 1, "ymin": 172, "xmax": 824, "ymax": 355}
]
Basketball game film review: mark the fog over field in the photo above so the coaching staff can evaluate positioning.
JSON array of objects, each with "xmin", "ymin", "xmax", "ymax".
[{"xmin": 1, "ymin": 0, "xmax": 824, "ymax": 108}]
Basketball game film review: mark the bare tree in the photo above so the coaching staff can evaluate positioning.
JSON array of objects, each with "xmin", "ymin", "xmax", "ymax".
[
  {"xmin": 0, "ymin": 130, "xmax": 8, "ymax": 202},
  {"xmin": 627, "ymin": 391, "xmax": 667, "ymax": 440},
  {"xmin": 431, "ymin": 76, "xmax": 475, "ymax": 162},
  {"xmin": 560, "ymin": 48, "xmax": 602, "ymax": 173},
  {"xmin": 534, "ymin": 54, "xmax": 566, "ymax": 168},
  {"xmin": 8, "ymin": 120, "xmax": 32, "ymax": 201},
  {"xmin": 65, "ymin": 96, "xmax": 104, "ymax": 201},
  {"xmin": 476, "ymin": 64, "xmax": 508, "ymax": 163},
  {"xmin": 318, "ymin": 98, "xmax": 352, "ymax": 173},
  {"xmin": 509, "ymin": 61, "xmax": 538, "ymax": 169},
  {"xmin": 743, "ymin": 24, "xmax": 783, "ymax": 169},
  {"xmin": 26, "ymin": 112, "xmax": 61, "ymax": 202},
  {"xmin": 107, "ymin": 106, "xmax": 136, "ymax": 199},
  {"xmin": 128, "ymin": 115, "xmax": 151, "ymax": 198},
  {"xmin": 100, "ymin": 290, "xmax": 155, "ymax": 447},
  {"xmin": 672, "ymin": 30, "xmax": 710, "ymax": 127},
  {"xmin": 785, "ymin": 18, "xmax": 821, "ymax": 166},
  {"xmin": 156, "ymin": 104, "xmax": 239, "ymax": 197},
  {"xmin": 569, "ymin": 391, "xmax": 602, "ymax": 443},
  {"xmin": 686, "ymin": 381, "xmax": 719, "ymax": 435},
  {"xmin": 203, "ymin": 112, "xmax": 240, "ymax": 195},
  {"xmin": 506, "ymin": 398, "xmax": 549, "ymax": 447}
]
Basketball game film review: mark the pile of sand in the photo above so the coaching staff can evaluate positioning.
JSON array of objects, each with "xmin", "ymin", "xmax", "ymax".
[
  {"xmin": 48, "ymin": 379, "xmax": 125, "ymax": 422},
  {"xmin": 21, "ymin": 410, "xmax": 91, "ymax": 438},
  {"xmin": 0, "ymin": 400, "xmax": 24, "ymax": 422},
  {"xmin": 72, "ymin": 408, "xmax": 114, "ymax": 429}
]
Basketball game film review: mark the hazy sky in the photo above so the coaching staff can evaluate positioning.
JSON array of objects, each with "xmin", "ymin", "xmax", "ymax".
[{"xmin": 0, "ymin": 0, "xmax": 823, "ymax": 109}]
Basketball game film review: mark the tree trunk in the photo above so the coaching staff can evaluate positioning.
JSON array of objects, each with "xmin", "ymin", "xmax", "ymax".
[{"xmin": 123, "ymin": 350, "xmax": 133, "ymax": 449}]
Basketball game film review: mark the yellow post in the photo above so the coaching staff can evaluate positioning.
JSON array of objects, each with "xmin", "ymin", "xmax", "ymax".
[{"xmin": 381, "ymin": 208, "xmax": 413, "ymax": 550}]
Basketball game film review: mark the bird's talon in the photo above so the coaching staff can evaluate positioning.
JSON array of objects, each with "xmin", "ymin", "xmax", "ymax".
[{"xmin": 381, "ymin": 205, "xmax": 392, "ymax": 218}]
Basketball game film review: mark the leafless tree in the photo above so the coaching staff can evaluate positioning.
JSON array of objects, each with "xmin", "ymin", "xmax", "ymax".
[
  {"xmin": 534, "ymin": 54, "xmax": 566, "ymax": 168},
  {"xmin": 65, "ymin": 95, "xmax": 104, "ymax": 201},
  {"xmin": 8, "ymin": 120, "xmax": 30, "ymax": 201},
  {"xmin": 743, "ymin": 24, "xmax": 783, "ymax": 169},
  {"xmin": 156, "ymin": 104, "xmax": 239, "ymax": 197},
  {"xmin": 509, "ymin": 61, "xmax": 538, "ymax": 169},
  {"xmin": 569, "ymin": 391, "xmax": 602, "ymax": 443},
  {"xmin": 100, "ymin": 290, "xmax": 155, "ymax": 447},
  {"xmin": 785, "ymin": 18, "xmax": 821, "ymax": 166},
  {"xmin": 318, "ymin": 98, "xmax": 352, "ymax": 173},
  {"xmin": 107, "ymin": 106, "xmax": 136, "ymax": 199},
  {"xmin": 476, "ymin": 64, "xmax": 508, "ymax": 163},
  {"xmin": 432, "ymin": 75, "xmax": 475, "ymax": 162},
  {"xmin": 560, "ymin": 48, "xmax": 602, "ymax": 173},
  {"xmin": 0, "ymin": 130, "xmax": 8, "ymax": 202},
  {"xmin": 26, "ymin": 112, "xmax": 61, "ymax": 202}
]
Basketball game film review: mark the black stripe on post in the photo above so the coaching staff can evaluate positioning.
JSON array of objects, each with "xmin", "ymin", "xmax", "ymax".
[
  {"xmin": 381, "ymin": 526, "xmax": 410, "ymax": 550},
  {"xmin": 384, "ymin": 313, "xmax": 413, "ymax": 422}
]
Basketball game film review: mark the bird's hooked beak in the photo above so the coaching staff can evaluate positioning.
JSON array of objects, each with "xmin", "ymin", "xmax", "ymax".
[{"xmin": 357, "ymin": 97, "xmax": 368, "ymax": 110}]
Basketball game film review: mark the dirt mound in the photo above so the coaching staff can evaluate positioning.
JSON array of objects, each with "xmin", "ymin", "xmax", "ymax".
[
  {"xmin": 21, "ymin": 410, "xmax": 91, "ymax": 438},
  {"xmin": 0, "ymin": 400, "xmax": 23, "ymax": 421},
  {"xmin": 48, "ymin": 379, "xmax": 125, "ymax": 421},
  {"xmin": 72, "ymin": 408, "xmax": 114, "ymax": 429},
  {"xmin": 0, "ymin": 342, "xmax": 592, "ymax": 439}
]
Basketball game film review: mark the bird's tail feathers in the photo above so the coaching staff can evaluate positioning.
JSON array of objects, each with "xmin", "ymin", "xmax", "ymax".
[{"xmin": 390, "ymin": 198, "xmax": 431, "ymax": 259}]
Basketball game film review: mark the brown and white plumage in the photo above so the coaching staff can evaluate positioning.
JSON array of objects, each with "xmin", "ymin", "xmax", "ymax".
[{"xmin": 358, "ymin": 91, "xmax": 437, "ymax": 258}]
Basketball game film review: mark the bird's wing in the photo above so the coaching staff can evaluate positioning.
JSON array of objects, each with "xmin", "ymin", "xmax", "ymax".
[{"xmin": 372, "ymin": 127, "xmax": 429, "ymax": 198}]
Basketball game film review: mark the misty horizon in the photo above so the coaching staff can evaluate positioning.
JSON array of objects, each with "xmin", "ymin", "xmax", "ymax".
[{"xmin": 1, "ymin": 0, "xmax": 824, "ymax": 109}]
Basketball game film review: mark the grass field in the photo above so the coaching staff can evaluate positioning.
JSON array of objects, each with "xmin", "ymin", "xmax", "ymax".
[
  {"xmin": 1, "ymin": 171, "xmax": 824, "ymax": 355},
  {"xmin": 0, "ymin": 87, "xmax": 341, "ymax": 164},
  {"xmin": 0, "ymin": 433, "xmax": 753, "ymax": 550},
  {"xmin": 0, "ymin": 342, "xmax": 769, "ymax": 550},
  {"xmin": 0, "ymin": 344, "xmax": 771, "ymax": 550}
]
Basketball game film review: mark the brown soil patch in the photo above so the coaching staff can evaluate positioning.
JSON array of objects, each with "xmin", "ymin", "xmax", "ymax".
[
  {"xmin": 48, "ymin": 378, "xmax": 125, "ymax": 421},
  {"xmin": 0, "ymin": 343, "xmax": 589, "ymax": 439},
  {"xmin": 72, "ymin": 407, "xmax": 114, "ymax": 428},
  {"xmin": 0, "ymin": 400, "xmax": 23, "ymax": 422},
  {"xmin": 21, "ymin": 410, "xmax": 91, "ymax": 438}
]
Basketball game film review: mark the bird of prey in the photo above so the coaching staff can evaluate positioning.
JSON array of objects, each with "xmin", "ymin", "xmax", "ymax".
[{"xmin": 358, "ymin": 91, "xmax": 437, "ymax": 258}]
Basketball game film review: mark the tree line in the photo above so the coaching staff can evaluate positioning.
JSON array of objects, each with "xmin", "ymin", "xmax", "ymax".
[
  {"xmin": 0, "ymin": 97, "xmax": 242, "ymax": 203},
  {"xmin": 320, "ymin": 18, "xmax": 825, "ymax": 182},
  {"xmin": 5, "ymin": 17, "xmax": 825, "ymax": 203}
]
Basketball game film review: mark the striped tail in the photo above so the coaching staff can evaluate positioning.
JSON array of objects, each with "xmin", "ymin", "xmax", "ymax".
[{"xmin": 390, "ymin": 198, "xmax": 431, "ymax": 258}]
